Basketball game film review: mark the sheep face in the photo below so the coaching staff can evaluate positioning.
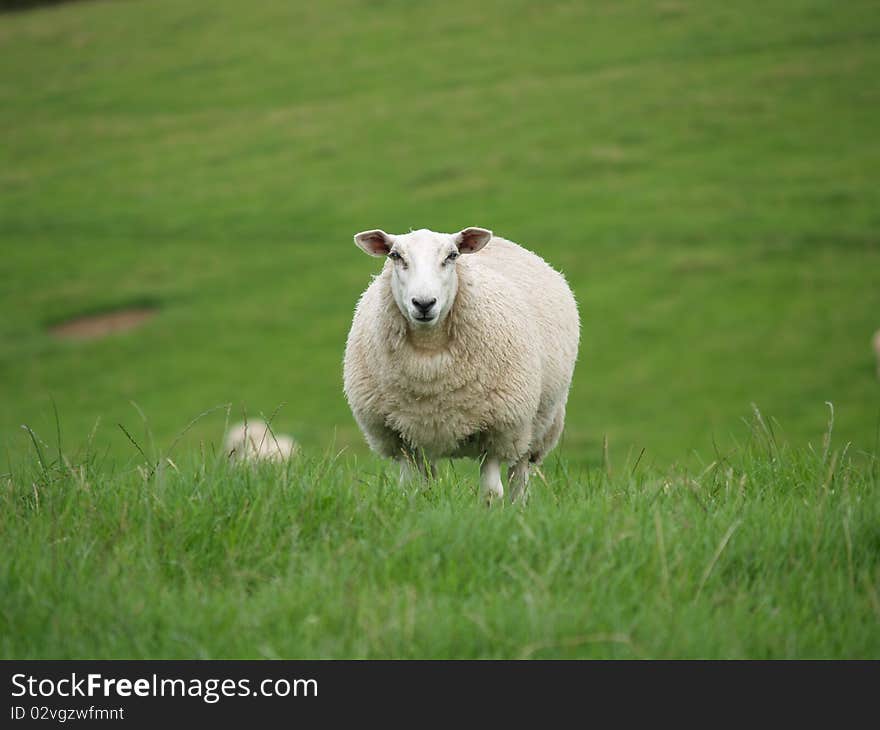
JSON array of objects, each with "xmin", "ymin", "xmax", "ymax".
[{"xmin": 354, "ymin": 227, "xmax": 492, "ymax": 329}]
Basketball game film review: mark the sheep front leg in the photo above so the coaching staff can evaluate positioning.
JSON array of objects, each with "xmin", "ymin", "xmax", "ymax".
[
  {"xmin": 398, "ymin": 451, "xmax": 436, "ymax": 486},
  {"xmin": 398, "ymin": 459, "xmax": 417, "ymax": 486},
  {"xmin": 480, "ymin": 457, "xmax": 504, "ymax": 504},
  {"xmin": 508, "ymin": 457, "xmax": 531, "ymax": 503}
]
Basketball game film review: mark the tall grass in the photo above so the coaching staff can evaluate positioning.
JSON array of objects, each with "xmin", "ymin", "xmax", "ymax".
[{"xmin": 2, "ymin": 406, "xmax": 877, "ymax": 658}]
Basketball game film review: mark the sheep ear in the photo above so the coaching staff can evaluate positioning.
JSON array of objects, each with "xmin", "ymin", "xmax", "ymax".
[
  {"xmin": 454, "ymin": 227, "xmax": 493, "ymax": 254},
  {"xmin": 354, "ymin": 230, "xmax": 394, "ymax": 257}
]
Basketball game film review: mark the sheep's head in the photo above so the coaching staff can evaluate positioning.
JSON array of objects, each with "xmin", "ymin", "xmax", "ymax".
[{"xmin": 354, "ymin": 227, "xmax": 492, "ymax": 329}]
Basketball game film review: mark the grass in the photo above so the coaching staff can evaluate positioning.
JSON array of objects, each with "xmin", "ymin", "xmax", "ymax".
[
  {"xmin": 1, "ymin": 0, "xmax": 879, "ymax": 657},
  {"xmin": 1, "ymin": 0, "xmax": 879, "ymax": 465},
  {"xmin": 2, "ymin": 409, "xmax": 878, "ymax": 658}
]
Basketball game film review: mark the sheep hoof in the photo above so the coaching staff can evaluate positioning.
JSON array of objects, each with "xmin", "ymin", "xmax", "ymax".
[{"xmin": 484, "ymin": 492, "xmax": 504, "ymax": 508}]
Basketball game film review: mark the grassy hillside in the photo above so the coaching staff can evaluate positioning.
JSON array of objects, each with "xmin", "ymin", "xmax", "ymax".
[
  {"xmin": 1, "ymin": 0, "xmax": 879, "ymax": 467},
  {"xmin": 3, "ymin": 412, "xmax": 878, "ymax": 659},
  {"xmin": 1, "ymin": 1, "xmax": 879, "ymax": 659}
]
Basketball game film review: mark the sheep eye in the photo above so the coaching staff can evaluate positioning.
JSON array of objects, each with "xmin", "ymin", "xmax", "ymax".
[
  {"xmin": 444, "ymin": 251, "xmax": 459, "ymax": 264},
  {"xmin": 388, "ymin": 251, "xmax": 402, "ymax": 262}
]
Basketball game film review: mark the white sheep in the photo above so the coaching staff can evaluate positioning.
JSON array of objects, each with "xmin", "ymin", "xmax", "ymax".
[
  {"xmin": 343, "ymin": 227, "xmax": 580, "ymax": 502},
  {"xmin": 224, "ymin": 419, "xmax": 296, "ymax": 462},
  {"xmin": 873, "ymin": 329, "xmax": 880, "ymax": 379}
]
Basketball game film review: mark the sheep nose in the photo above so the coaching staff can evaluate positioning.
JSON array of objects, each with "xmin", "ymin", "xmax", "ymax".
[{"xmin": 412, "ymin": 297, "xmax": 437, "ymax": 314}]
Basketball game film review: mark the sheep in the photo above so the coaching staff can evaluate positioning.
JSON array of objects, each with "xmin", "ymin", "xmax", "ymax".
[
  {"xmin": 224, "ymin": 419, "xmax": 296, "ymax": 462},
  {"xmin": 343, "ymin": 227, "xmax": 580, "ymax": 502},
  {"xmin": 874, "ymin": 329, "xmax": 880, "ymax": 380}
]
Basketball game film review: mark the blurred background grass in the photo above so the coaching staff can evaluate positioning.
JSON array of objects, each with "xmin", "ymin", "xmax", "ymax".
[{"xmin": 1, "ymin": 0, "xmax": 879, "ymax": 468}]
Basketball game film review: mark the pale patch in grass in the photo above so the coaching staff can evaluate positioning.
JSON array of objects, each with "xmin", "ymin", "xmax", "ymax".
[{"xmin": 48, "ymin": 307, "xmax": 156, "ymax": 341}]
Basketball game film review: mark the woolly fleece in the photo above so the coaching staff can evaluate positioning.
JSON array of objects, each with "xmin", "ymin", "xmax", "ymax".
[{"xmin": 343, "ymin": 234, "xmax": 580, "ymax": 467}]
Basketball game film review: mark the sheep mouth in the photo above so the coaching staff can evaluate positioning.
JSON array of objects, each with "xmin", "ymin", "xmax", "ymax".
[{"xmin": 412, "ymin": 314, "xmax": 437, "ymax": 324}]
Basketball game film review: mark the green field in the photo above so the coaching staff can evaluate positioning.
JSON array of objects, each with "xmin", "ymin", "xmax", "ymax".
[
  {"xmin": 1, "ymin": 0, "xmax": 879, "ymax": 658},
  {"xmin": 4, "ymin": 423, "xmax": 879, "ymax": 659}
]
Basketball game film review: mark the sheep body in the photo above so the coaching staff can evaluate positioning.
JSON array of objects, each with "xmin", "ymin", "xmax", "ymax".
[
  {"xmin": 343, "ymin": 232, "xmax": 579, "ymax": 497},
  {"xmin": 224, "ymin": 419, "xmax": 296, "ymax": 462},
  {"xmin": 873, "ymin": 329, "xmax": 880, "ymax": 379}
]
